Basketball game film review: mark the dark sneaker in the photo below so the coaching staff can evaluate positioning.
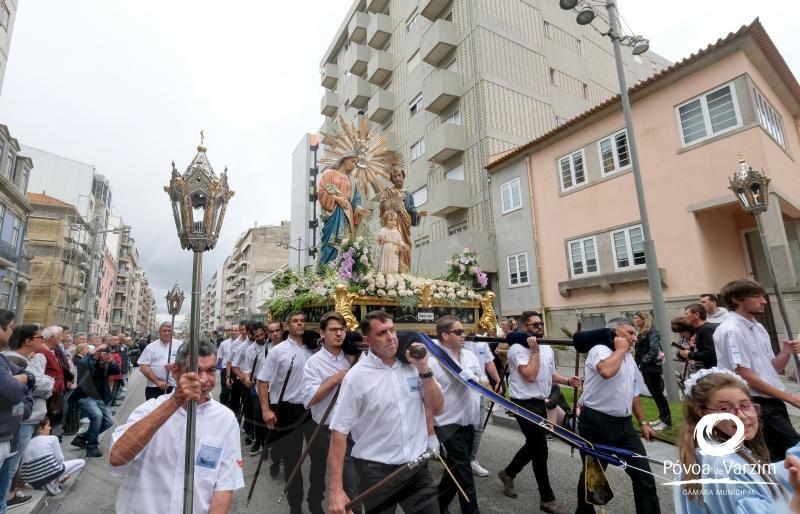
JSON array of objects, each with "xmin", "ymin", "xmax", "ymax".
[
  {"xmin": 540, "ymin": 500, "xmax": 570, "ymax": 514},
  {"xmin": 269, "ymin": 462, "xmax": 281, "ymax": 478},
  {"xmin": 6, "ymin": 492, "xmax": 32, "ymax": 509},
  {"xmin": 86, "ymin": 446, "xmax": 103, "ymax": 458},
  {"xmin": 248, "ymin": 442, "xmax": 262, "ymax": 456},
  {"xmin": 498, "ymin": 470, "xmax": 517, "ymax": 498},
  {"xmin": 71, "ymin": 435, "xmax": 87, "ymax": 449}
]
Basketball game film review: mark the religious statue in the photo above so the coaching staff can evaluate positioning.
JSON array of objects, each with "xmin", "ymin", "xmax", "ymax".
[
  {"xmin": 377, "ymin": 210, "xmax": 407, "ymax": 275},
  {"xmin": 378, "ymin": 165, "xmax": 427, "ymax": 273},
  {"xmin": 317, "ymin": 151, "xmax": 371, "ymax": 267}
]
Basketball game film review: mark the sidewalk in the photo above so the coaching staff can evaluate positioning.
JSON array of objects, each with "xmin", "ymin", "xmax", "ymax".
[{"xmin": 15, "ymin": 369, "xmax": 145, "ymax": 514}]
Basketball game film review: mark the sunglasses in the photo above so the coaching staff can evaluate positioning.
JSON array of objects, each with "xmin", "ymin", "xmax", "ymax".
[{"xmin": 446, "ymin": 329, "xmax": 465, "ymax": 336}]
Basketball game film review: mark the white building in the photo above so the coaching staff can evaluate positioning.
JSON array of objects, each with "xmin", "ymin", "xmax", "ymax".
[{"xmin": 290, "ymin": 134, "xmax": 320, "ymax": 271}]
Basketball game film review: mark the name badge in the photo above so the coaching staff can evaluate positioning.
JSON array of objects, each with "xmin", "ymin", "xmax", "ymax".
[
  {"xmin": 406, "ymin": 376, "xmax": 421, "ymax": 393},
  {"xmin": 196, "ymin": 444, "xmax": 222, "ymax": 470}
]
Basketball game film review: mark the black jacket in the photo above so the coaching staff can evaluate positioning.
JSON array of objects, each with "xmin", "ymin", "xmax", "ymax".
[
  {"xmin": 0, "ymin": 353, "xmax": 33, "ymax": 446},
  {"xmin": 634, "ymin": 329, "xmax": 663, "ymax": 373},
  {"xmin": 688, "ymin": 323, "xmax": 718, "ymax": 369}
]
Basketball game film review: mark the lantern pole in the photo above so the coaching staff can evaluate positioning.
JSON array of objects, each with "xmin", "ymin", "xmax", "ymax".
[{"xmin": 183, "ymin": 251, "xmax": 202, "ymax": 513}]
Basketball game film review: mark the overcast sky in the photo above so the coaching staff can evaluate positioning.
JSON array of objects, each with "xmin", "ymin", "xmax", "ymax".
[{"xmin": 0, "ymin": 1, "xmax": 797, "ymax": 323}]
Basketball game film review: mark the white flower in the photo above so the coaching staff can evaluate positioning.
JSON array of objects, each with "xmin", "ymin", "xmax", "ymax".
[
  {"xmin": 468, "ymin": 266, "xmax": 477, "ymax": 275},
  {"xmin": 433, "ymin": 292, "xmax": 443, "ymax": 299},
  {"xmin": 366, "ymin": 284, "xmax": 376, "ymax": 292},
  {"xmin": 358, "ymin": 289, "xmax": 367, "ymax": 295},
  {"xmin": 377, "ymin": 289, "xmax": 387, "ymax": 297},
  {"xmin": 388, "ymin": 290, "xmax": 397, "ymax": 297},
  {"xmin": 359, "ymin": 255, "xmax": 369, "ymax": 265},
  {"xmin": 447, "ymin": 292, "xmax": 456, "ymax": 299},
  {"xmin": 413, "ymin": 288, "xmax": 422, "ymax": 295}
]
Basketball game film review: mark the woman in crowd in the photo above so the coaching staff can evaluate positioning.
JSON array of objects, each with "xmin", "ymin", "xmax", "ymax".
[
  {"xmin": 633, "ymin": 311, "xmax": 671, "ymax": 430},
  {"xmin": 676, "ymin": 368, "xmax": 800, "ymax": 513}
]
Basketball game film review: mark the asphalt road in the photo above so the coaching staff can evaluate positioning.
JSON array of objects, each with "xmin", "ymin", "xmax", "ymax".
[{"xmin": 46, "ymin": 370, "xmax": 677, "ymax": 514}]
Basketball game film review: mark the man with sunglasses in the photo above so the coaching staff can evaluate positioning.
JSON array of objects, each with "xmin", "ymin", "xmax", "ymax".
[{"xmin": 498, "ymin": 311, "xmax": 579, "ymax": 514}]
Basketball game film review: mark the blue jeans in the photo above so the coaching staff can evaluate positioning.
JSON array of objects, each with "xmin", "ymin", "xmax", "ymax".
[
  {"xmin": 0, "ymin": 423, "xmax": 36, "ymax": 513},
  {"xmin": 78, "ymin": 398, "xmax": 113, "ymax": 449}
]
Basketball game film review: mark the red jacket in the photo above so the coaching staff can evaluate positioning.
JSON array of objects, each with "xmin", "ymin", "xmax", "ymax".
[{"xmin": 38, "ymin": 347, "xmax": 64, "ymax": 394}]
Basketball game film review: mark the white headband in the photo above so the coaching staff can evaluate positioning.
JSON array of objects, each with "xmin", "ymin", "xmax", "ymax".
[{"xmin": 683, "ymin": 367, "xmax": 748, "ymax": 397}]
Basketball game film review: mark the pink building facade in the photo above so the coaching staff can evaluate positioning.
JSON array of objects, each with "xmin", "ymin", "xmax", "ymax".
[
  {"xmin": 487, "ymin": 20, "xmax": 800, "ymax": 339},
  {"xmin": 94, "ymin": 249, "xmax": 117, "ymax": 334}
]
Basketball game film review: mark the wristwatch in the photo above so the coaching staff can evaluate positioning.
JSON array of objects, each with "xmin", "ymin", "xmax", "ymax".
[{"xmin": 419, "ymin": 370, "xmax": 434, "ymax": 379}]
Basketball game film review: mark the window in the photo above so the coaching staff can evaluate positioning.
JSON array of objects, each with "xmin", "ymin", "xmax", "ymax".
[
  {"xmin": 408, "ymin": 50, "xmax": 422, "ymax": 73},
  {"xmin": 568, "ymin": 237, "xmax": 598, "ymax": 276},
  {"xmin": 410, "ymin": 138, "xmax": 425, "ymax": 161},
  {"xmin": 406, "ymin": 13, "xmax": 418, "ymax": 33},
  {"xmin": 448, "ymin": 221, "xmax": 467, "ymax": 235},
  {"xmin": 412, "ymin": 185, "xmax": 427, "ymax": 206},
  {"xmin": 0, "ymin": 204, "xmax": 6, "ymax": 235},
  {"xmin": 3, "ymin": 150, "xmax": 13, "ymax": 179},
  {"xmin": 0, "ymin": 282, "xmax": 10, "ymax": 309},
  {"xmin": 611, "ymin": 225, "xmax": 646, "ymax": 270},
  {"xmin": 677, "ymin": 83, "xmax": 741, "ymax": 145},
  {"xmin": 558, "ymin": 150, "xmax": 586, "ymax": 191},
  {"xmin": 500, "ymin": 177, "xmax": 522, "ymax": 214},
  {"xmin": 507, "ymin": 253, "xmax": 529, "ymax": 286},
  {"xmin": 445, "ymin": 164, "xmax": 464, "ymax": 181},
  {"xmin": 414, "ymin": 237, "xmax": 430, "ymax": 248},
  {"xmin": 409, "ymin": 94, "xmax": 423, "ymax": 116},
  {"xmin": 543, "ymin": 21, "xmax": 551, "ymax": 38},
  {"xmin": 597, "ymin": 129, "xmax": 630, "ymax": 175},
  {"xmin": 549, "ymin": 68, "xmax": 557, "ymax": 86},
  {"xmin": 11, "ymin": 217, "xmax": 21, "ymax": 251},
  {"xmin": 582, "ymin": 83, "xmax": 588, "ymax": 100},
  {"xmin": 575, "ymin": 39, "xmax": 583, "ymax": 54},
  {"xmin": 753, "ymin": 87, "xmax": 787, "ymax": 149},
  {"xmin": 445, "ymin": 110, "xmax": 461, "ymax": 125}
]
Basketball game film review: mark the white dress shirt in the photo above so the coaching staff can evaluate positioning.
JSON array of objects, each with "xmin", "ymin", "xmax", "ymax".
[
  {"xmin": 256, "ymin": 338, "xmax": 313, "ymax": 405},
  {"xmin": 463, "ymin": 340, "xmax": 494, "ymax": 368},
  {"xmin": 581, "ymin": 345, "xmax": 643, "ymax": 417},
  {"xmin": 225, "ymin": 338, "xmax": 247, "ymax": 366},
  {"xmin": 216, "ymin": 338, "xmax": 233, "ymax": 366},
  {"xmin": 329, "ymin": 352, "xmax": 441, "ymax": 465},
  {"xmin": 231, "ymin": 339, "xmax": 253, "ymax": 369},
  {"xmin": 714, "ymin": 311, "xmax": 784, "ymax": 397},
  {"xmin": 111, "ymin": 394, "xmax": 244, "ymax": 514},
  {"xmin": 138, "ymin": 339, "xmax": 183, "ymax": 387},
  {"xmin": 507, "ymin": 344, "xmax": 554, "ymax": 400},
  {"xmin": 303, "ymin": 347, "xmax": 351, "ymax": 424},
  {"xmin": 430, "ymin": 345, "xmax": 484, "ymax": 427},
  {"xmin": 240, "ymin": 342, "xmax": 269, "ymax": 381}
]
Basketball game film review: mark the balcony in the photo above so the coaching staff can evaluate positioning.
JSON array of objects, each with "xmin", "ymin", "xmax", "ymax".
[
  {"xmin": 366, "ymin": 0, "xmax": 388, "ymax": 13},
  {"xmin": 367, "ymin": 13, "xmax": 392, "ymax": 49},
  {"xmin": 423, "ymin": 69, "xmax": 462, "ymax": 114},
  {"xmin": 367, "ymin": 90, "xmax": 395, "ymax": 123},
  {"xmin": 367, "ymin": 50, "xmax": 394, "ymax": 85},
  {"xmin": 321, "ymin": 91, "xmax": 339, "ymax": 117},
  {"xmin": 427, "ymin": 123, "xmax": 466, "ymax": 163},
  {"xmin": 426, "ymin": 179, "xmax": 470, "ymax": 217},
  {"xmin": 425, "ymin": 231, "xmax": 497, "ymax": 275},
  {"xmin": 320, "ymin": 63, "xmax": 338, "ymax": 89},
  {"xmin": 345, "ymin": 43, "xmax": 371, "ymax": 75},
  {"xmin": 421, "ymin": 19, "xmax": 459, "ymax": 67},
  {"xmin": 345, "ymin": 76, "xmax": 372, "ymax": 110},
  {"xmin": 320, "ymin": 117, "xmax": 337, "ymax": 136},
  {"xmin": 348, "ymin": 12, "xmax": 369, "ymax": 43},
  {"xmin": 420, "ymin": 0, "xmax": 450, "ymax": 20}
]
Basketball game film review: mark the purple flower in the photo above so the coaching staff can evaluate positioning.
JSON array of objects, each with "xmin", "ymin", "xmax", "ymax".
[
  {"xmin": 477, "ymin": 269, "xmax": 488, "ymax": 288},
  {"xmin": 459, "ymin": 256, "xmax": 470, "ymax": 265}
]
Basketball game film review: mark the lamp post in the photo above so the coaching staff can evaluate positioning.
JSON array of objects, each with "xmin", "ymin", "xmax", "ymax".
[
  {"xmin": 165, "ymin": 132, "xmax": 234, "ymax": 514},
  {"xmin": 729, "ymin": 157, "xmax": 800, "ymax": 383},
  {"xmin": 165, "ymin": 283, "xmax": 185, "ymax": 386},
  {"xmin": 560, "ymin": 0, "xmax": 678, "ymax": 400}
]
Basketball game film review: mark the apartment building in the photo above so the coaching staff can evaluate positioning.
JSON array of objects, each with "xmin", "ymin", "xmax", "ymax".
[
  {"xmin": 290, "ymin": 134, "xmax": 321, "ymax": 271},
  {"xmin": 318, "ymin": 0, "xmax": 669, "ymax": 278},
  {"xmin": 111, "ymin": 225, "xmax": 138, "ymax": 333},
  {"xmin": 0, "ymin": 0, "xmax": 19, "ymax": 96},
  {"xmin": 487, "ymin": 20, "xmax": 800, "ymax": 340},
  {"xmin": 96, "ymin": 249, "xmax": 116, "ymax": 334},
  {"xmin": 217, "ymin": 222, "xmax": 290, "ymax": 329},
  {"xmin": 200, "ymin": 270, "xmax": 223, "ymax": 339}
]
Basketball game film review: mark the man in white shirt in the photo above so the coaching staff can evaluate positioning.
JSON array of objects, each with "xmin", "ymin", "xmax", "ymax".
[
  {"xmin": 302, "ymin": 312, "xmax": 358, "ymax": 514},
  {"xmin": 240, "ymin": 322, "xmax": 270, "ymax": 457},
  {"xmin": 226, "ymin": 321, "xmax": 249, "ymax": 425},
  {"xmin": 430, "ymin": 316, "xmax": 486, "ymax": 514},
  {"xmin": 497, "ymin": 312, "xmax": 578, "ymax": 514},
  {"xmin": 110, "ymin": 340, "xmax": 244, "ymax": 514},
  {"xmin": 462, "ymin": 337, "xmax": 500, "ymax": 477},
  {"xmin": 328, "ymin": 310, "xmax": 444, "ymax": 514},
  {"xmin": 138, "ymin": 323, "xmax": 182, "ymax": 401},
  {"xmin": 713, "ymin": 279, "xmax": 800, "ymax": 461},
  {"xmin": 256, "ymin": 311, "xmax": 314, "ymax": 514},
  {"xmin": 216, "ymin": 326, "xmax": 239, "ymax": 409},
  {"xmin": 574, "ymin": 319, "xmax": 658, "ymax": 514},
  {"xmin": 699, "ymin": 293, "xmax": 730, "ymax": 323},
  {"xmin": 264, "ymin": 320, "xmax": 285, "ymax": 477},
  {"xmin": 231, "ymin": 322, "xmax": 256, "ymax": 443}
]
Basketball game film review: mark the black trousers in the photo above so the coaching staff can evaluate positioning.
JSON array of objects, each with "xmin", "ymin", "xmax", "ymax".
[
  {"xmin": 229, "ymin": 378, "xmax": 244, "ymax": 422},
  {"xmin": 219, "ymin": 369, "xmax": 231, "ymax": 407},
  {"xmin": 145, "ymin": 385, "xmax": 172, "ymax": 401},
  {"xmin": 266, "ymin": 402, "xmax": 313, "ymax": 510},
  {"xmin": 505, "ymin": 397, "xmax": 555, "ymax": 503},
  {"xmin": 436, "ymin": 424, "xmax": 479, "ymax": 514},
  {"xmin": 242, "ymin": 384, "xmax": 258, "ymax": 438},
  {"xmin": 642, "ymin": 370, "xmax": 671, "ymax": 425},
  {"xmin": 353, "ymin": 458, "xmax": 439, "ymax": 514},
  {"xmin": 753, "ymin": 396, "xmax": 800, "ymax": 462},
  {"xmin": 575, "ymin": 407, "xmax": 660, "ymax": 514},
  {"xmin": 248, "ymin": 386, "xmax": 267, "ymax": 444}
]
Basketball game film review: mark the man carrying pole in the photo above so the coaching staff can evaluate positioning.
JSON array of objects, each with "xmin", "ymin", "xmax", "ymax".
[{"xmin": 328, "ymin": 310, "xmax": 444, "ymax": 514}]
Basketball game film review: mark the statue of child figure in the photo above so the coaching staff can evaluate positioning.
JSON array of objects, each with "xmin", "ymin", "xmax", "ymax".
[{"xmin": 377, "ymin": 210, "xmax": 408, "ymax": 275}]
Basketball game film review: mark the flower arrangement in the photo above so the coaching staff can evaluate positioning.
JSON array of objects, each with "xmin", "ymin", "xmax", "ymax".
[
  {"xmin": 445, "ymin": 248, "xmax": 489, "ymax": 290},
  {"xmin": 330, "ymin": 236, "xmax": 374, "ymax": 282},
  {"xmin": 267, "ymin": 267, "xmax": 339, "ymax": 319},
  {"xmin": 357, "ymin": 271, "xmax": 482, "ymax": 304}
]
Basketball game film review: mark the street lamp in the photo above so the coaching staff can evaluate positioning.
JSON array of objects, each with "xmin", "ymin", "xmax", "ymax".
[
  {"xmin": 164, "ymin": 283, "xmax": 185, "ymax": 386},
  {"xmin": 560, "ymin": 0, "xmax": 679, "ymax": 400},
  {"xmin": 729, "ymin": 157, "xmax": 800, "ymax": 383},
  {"xmin": 164, "ymin": 132, "xmax": 234, "ymax": 514}
]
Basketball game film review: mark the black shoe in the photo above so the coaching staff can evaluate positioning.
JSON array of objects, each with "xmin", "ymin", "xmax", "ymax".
[
  {"xmin": 71, "ymin": 435, "xmax": 86, "ymax": 449},
  {"xmin": 6, "ymin": 492, "xmax": 32, "ymax": 509},
  {"xmin": 248, "ymin": 442, "xmax": 262, "ymax": 456},
  {"xmin": 86, "ymin": 446, "xmax": 103, "ymax": 458},
  {"xmin": 269, "ymin": 462, "xmax": 280, "ymax": 478}
]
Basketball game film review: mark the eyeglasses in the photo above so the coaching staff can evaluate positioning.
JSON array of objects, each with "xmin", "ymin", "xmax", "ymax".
[
  {"xmin": 707, "ymin": 402, "xmax": 761, "ymax": 417},
  {"xmin": 31, "ymin": 335, "xmax": 44, "ymax": 340},
  {"xmin": 446, "ymin": 329, "xmax": 465, "ymax": 336},
  {"xmin": 524, "ymin": 322, "xmax": 544, "ymax": 328}
]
